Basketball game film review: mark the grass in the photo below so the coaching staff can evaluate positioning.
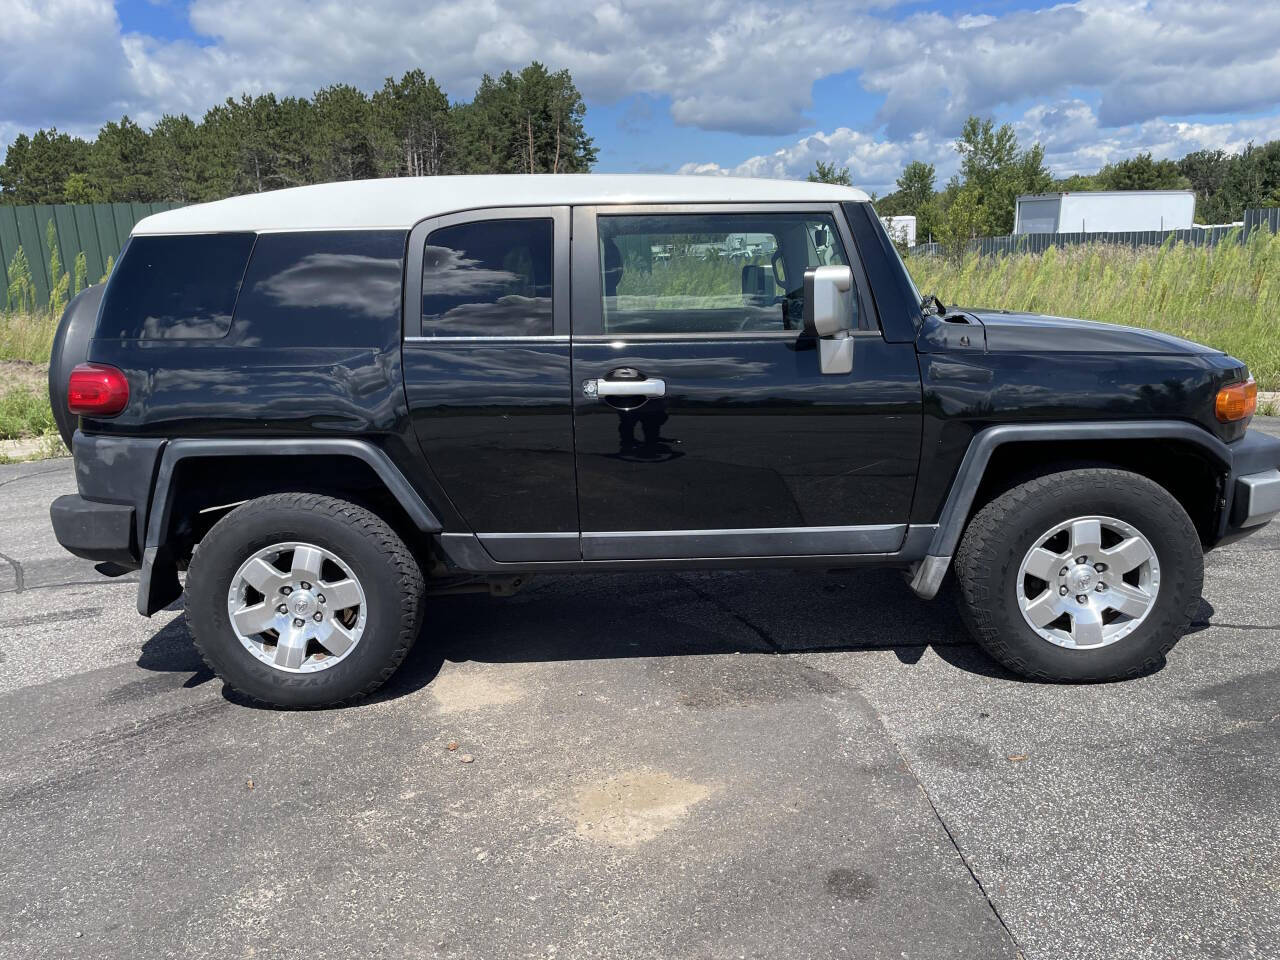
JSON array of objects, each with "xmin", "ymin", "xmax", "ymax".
[
  {"xmin": 907, "ymin": 230, "xmax": 1280, "ymax": 390},
  {"xmin": 0, "ymin": 311, "xmax": 58, "ymax": 445},
  {"xmin": 0, "ymin": 384, "xmax": 55, "ymax": 440},
  {"xmin": 0, "ymin": 312, "xmax": 59, "ymax": 449},
  {"xmin": 0, "ymin": 311, "xmax": 59, "ymax": 365}
]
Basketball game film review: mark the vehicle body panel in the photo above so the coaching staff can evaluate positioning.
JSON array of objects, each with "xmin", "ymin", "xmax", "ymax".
[{"xmin": 42, "ymin": 183, "xmax": 1280, "ymax": 615}]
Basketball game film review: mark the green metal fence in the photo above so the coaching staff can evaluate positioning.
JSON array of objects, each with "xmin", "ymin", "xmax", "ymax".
[{"xmin": 0, "ymin": 202, "xmax": 183, "ymax": 307}]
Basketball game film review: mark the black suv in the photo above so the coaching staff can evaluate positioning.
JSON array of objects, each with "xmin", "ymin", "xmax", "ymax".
[{"xmin": 47, "ymin": 175, "xmax": 1280, "ymax": 707}]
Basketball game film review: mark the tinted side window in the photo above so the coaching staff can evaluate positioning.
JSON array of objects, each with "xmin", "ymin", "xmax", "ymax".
[
  {"xmin": 598, "ymin": 213, "xmax": 853, "ymax": 335},
  {"xmin": 234, "ymin": 231, "xmax": 405, "ymax": 347},
  {"xmin": 420, "ymin": 219, "xmax": 553, "ymax": 337},
  {"xmin": 97, "ymin": 233, "xmax": 255, "ymax": 340}
]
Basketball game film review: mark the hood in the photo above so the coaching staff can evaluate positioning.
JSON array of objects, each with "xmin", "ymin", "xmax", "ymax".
[{"xmin": 962, "ymin": 308, "xmax": 1221, "ymax": 355}]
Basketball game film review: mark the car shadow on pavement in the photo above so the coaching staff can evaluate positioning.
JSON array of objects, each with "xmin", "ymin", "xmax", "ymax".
[{"xmin": 135, "ymin": 571, "xmax": 1211, "ymax": 708}]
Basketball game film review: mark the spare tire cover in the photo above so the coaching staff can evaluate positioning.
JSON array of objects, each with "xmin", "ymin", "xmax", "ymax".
[{"xmin": 48, "ymin": 284, "xmax": 106, "ymax": 449}]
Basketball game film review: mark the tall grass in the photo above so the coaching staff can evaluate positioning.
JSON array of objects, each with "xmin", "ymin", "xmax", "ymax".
[
  {"xmin": 907, "ymin": 230, "xmax": 1280, "ymax": 389},
  {"xmin": 0, "ymin": 312, "xmax": 59, "ymax": 364}
]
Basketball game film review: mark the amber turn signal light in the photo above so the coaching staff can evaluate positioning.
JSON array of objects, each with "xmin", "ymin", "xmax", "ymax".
[{"xmin": 1215, "ymin": 378, "xmax": 1257, "ymax": 423}]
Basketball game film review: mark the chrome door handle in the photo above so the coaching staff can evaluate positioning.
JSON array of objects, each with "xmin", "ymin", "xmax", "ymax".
[{"xmin": 583, "ymin": 378, "xmax": 666, "ymax": 399}]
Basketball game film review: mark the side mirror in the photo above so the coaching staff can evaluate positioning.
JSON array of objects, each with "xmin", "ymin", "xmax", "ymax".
[
  {"xmin": 803, "ymin": 265, "xmax": 855, "ymax": 374},
  {"xmin": 804, "ymin": 265, "xmax": 853, "ymax": 337}
]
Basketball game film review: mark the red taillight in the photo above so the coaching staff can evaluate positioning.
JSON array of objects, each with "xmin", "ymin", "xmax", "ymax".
[{"xmin": 67, "ymin": 363, "xmax": 130, "ymax": 417}]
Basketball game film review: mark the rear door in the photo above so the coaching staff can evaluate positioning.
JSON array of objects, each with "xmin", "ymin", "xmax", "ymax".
[
  {"xmin": 402, "ymin": 206, "xmax": 578, "ymax": 561},
  {"xmin": 570, "ymin": 203, "xmax": 922, "ymax": 560}
]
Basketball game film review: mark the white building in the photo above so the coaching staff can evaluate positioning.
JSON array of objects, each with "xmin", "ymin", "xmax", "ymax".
[{"xmin": 1014, "ymin": 190, "xmax": 1196, "ymax": 234}]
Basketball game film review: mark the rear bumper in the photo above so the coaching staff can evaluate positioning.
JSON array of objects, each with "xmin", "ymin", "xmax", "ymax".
[
  {"xmin": 50, "ymin": 494, "xmax": 137, "ymax": 565},
  {"xmin": 50, "ymin": 432, "xmax": 165, "ymax": 569}
]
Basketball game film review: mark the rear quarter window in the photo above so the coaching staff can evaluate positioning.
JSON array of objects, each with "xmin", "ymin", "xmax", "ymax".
[
  {"xmin": 233, "ymin": 231, "xmax": 406, "ymax": 347},
  {"xmin": 97, "ymin": 234, "xmax": 256, "ymax": 340}
]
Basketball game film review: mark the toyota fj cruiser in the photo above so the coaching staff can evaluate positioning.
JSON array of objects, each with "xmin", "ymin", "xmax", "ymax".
[{"xmin": 47, "ymin": 175, "xmax": 1280, "ymax": 707}]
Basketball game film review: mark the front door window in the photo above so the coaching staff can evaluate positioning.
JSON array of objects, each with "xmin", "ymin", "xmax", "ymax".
[{"xmin": 597, "ymin": 213, "xmax": 857, "ymax": 336}]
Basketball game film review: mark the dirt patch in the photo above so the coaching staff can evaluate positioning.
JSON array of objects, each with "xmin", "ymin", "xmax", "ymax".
[
  {"xmin": 0, "ymin": 361, "xmax": 47, "ymax": 395},
  {"xmin": 429, "ymin": 669, "xmax": 526, "ymax": 714},
  {"xmin": 573, "ymin": 769, "xmax": 713, "ymax": 847}
]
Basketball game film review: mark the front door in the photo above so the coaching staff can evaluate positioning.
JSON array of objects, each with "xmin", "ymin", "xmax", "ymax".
[{"xmin": 570, "ymin": 204, "xmax": 922, "ymax": 560}]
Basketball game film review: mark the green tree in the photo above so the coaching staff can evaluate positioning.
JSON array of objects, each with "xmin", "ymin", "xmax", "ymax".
[
  {"xmin": 1053, "ymin": 173, "xmax": 1102, "ymax": 192},
  {"xmin": 200, "ymin": 94, "xmax": 311, "ymax": 196},
  {"xmin": 1097, "ymin": 152, "xmax": 1188, "ymax": 191},
  {"xmin": 310, "ymin": 84, "xmax": 377, "ymax": 182},
  {"xmin": 807, "ymin": 160, "xmax": 851, "ymax": 185},
  {"xmin": 88, "ymin": 117, "xmax": 153, "ymax": 201},
  {"xmin": 372, "ymin": 70, "xmax": 452, "ymax": 177},
  {"xmin": 1215, "ymin": 141, "xmax": 1280, "ymax": 223},
  {"xmin": 61, "ymin": 172, "xmax": 102, "ymax": 203},
  {"xmin": 148, "ymin": 114, "xmax": 206, "ymax": 202},
  {"xmin": 454, "ymin": 63, "xmax": 596, "ymax": 174},
  {"xmin": 943, "ymin": 116, "xmax": 1052, "ymax": 237},
  {"xmin": 1178, "ymin": 149, "xmax": 1231, "ymax": 223},
  {"xmin": 0, "ymin": 129, "xmax": 92, "ymax": 204}
]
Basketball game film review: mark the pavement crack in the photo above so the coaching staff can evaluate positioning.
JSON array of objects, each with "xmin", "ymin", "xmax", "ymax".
[
  {"xmin": 0, "ymin": 549, "xmax": 24, "ymax": 593},
  {"xmin": 0, "ymin": 577, "xmax": 138, "ymax": 595},
  {"xmin": 672, "ymin": 574, "xmax": 783, "ymax": 653},
  {"xmin": 0, "ymin": 465, "xmax": 65, "ymax": 490},
  {"xmin": 864, "ymin": 704, "xmax": 1027, "ymax": 959}
]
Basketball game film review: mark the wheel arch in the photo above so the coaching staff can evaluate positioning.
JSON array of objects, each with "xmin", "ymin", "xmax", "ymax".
[
  {"xmin": 138, "ymin": 439, "xmax": 443, "ymax": 616},
  {"xmin": 911, "ymin": 421, "xmax": 1230, "ymax": 599}
]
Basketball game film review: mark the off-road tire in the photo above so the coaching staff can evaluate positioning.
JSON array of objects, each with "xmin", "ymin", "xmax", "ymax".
[
  {"xmin": 954, "ymin": 468, "xmax": 1202, "ymax": 681},
  {"xmin": 186, "ymin": 493, "xmax": 424, "ymax": 707}
]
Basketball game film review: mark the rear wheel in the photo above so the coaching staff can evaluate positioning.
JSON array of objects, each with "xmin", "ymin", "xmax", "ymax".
[
  {"xmin": 185, "ymin": 493, "xmax": 424, "ymax": 707},
  {"xmin": 954, "ymin": 468, "xmax": 1203, "ymax": 681}
]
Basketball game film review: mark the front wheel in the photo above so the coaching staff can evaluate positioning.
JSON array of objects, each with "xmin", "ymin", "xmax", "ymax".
[
  {"xmin": 954, "ymin": 468, "xmax": 1203, "ymax": 681},
  {"xmin": 185, "ymin": 493, "xmax": 425, "ymax": 707}
]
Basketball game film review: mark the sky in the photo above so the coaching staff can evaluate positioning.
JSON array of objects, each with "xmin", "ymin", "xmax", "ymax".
[{"xmin": 3, "ymin": 0, "xmax": 1280, "ymax": 194}]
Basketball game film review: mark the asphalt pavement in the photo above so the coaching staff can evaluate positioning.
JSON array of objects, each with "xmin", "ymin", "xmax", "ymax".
[{"xmin": 2, "ymin": 425, "xmax": 1278, "ymax": 960}]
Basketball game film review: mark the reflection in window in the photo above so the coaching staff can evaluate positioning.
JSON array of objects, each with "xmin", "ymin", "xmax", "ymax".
[
  {"xmin": 598, "ymin": 214, "xmax": 853, "ymax": 336},
  {"xmin": 421, "ymin": 219, "xmax": 553, "ymax": 337},
  {"xmin": 234, "ymin": 231, "xmax": 406, "ymax": 347},
  {"xmin": 99, "ymin": 233, "xmax": 255, "ymax": 340}
]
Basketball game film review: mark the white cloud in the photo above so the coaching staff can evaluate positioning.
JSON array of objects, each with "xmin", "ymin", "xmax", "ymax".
[
  {"xmin": 687, "ymin": 103, "xmax": 1280, "ymax": 194},
  {"xmin": 1, "ymin": 0, "xmax": 133, "ymax": 130},
  {"xmin": 678, "ymin": 128, "xmax": 949, "ymax": 193}
]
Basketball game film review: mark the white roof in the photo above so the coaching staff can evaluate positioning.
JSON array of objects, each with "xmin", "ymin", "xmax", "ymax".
[
  {"xmin": 1017, "ymin": 190, "xmax": 1196, "ymax": 201},
  {"xmin": 131, "ymin": 175, "xmax": 871, "ymax": 235}
]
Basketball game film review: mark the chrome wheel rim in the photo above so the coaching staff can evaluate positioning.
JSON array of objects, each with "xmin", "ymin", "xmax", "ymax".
[
  {"xmin": 225, "ymin": 541, "xmax": 367, "ymax": 673},
  {"xmin": 1017, "ymin": 515, "xmax": 1160, "ymax": 650}
]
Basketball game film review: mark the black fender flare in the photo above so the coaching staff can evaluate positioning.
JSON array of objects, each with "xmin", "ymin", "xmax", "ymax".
[
  {"xmin": 910, "ymin": 420, "xmax": 1231, "ymax": 598},
  {"xmin": 48, "ymin": 285, "xmax": 106, "ymax": 448},
  {"xmin": 138, "ymin": 438, "xmax": 443, "ymax": 616}
]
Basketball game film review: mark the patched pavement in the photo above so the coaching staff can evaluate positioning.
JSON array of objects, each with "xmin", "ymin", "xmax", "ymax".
[{"xmin": 2, "ymin": 424, "xmax": 1278, "ymax": 959}]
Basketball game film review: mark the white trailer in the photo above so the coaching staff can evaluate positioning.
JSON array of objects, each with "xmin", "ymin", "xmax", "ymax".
[
  {"xmin": 879, "ymin": 214, "xmax": 917, "ymax": 247},
  {"xmin": 1014, "ymin": 191, "xmax": 1196, "ymax": 234}
]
